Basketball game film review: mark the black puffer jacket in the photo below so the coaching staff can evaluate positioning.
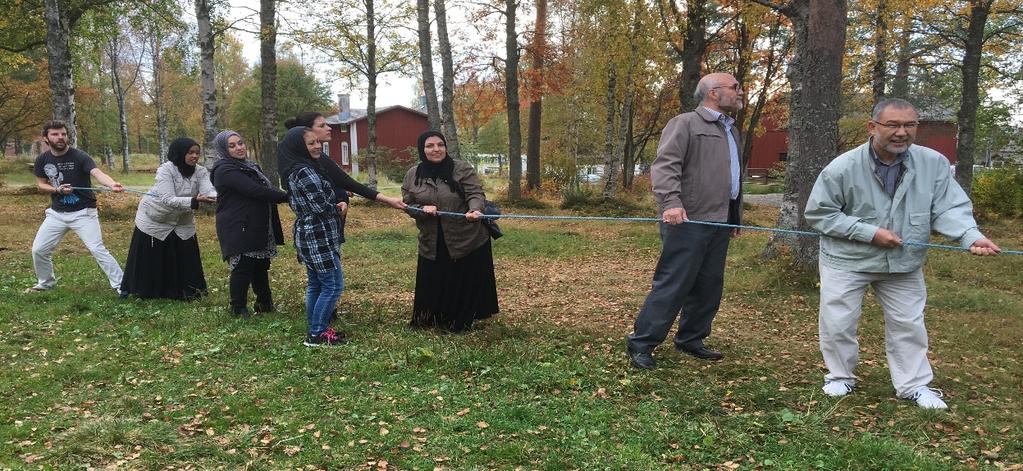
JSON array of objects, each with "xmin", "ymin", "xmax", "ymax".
[{"xmin": 210, "ymin": 157, "xmax": 287, "ymax": 260}]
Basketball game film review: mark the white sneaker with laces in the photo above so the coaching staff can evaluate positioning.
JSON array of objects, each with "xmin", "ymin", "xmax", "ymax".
[
  {"xmin": 822, "ymin": 381, "xmax": 853, "ymax": 397},
  {"xmin": 910, "ymin": 388, "xmax": 947, "ymax": 409}
]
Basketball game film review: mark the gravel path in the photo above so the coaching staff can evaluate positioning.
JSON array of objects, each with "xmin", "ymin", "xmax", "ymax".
[{"xmin": 744, "ymin": 193, "xmax": 783, "ymax": 207}]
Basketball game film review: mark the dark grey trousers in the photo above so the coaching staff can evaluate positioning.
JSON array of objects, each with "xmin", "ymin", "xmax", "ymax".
[{"xmin": 626, "ymin": 222, "xmax": 731, "ymax": 353}]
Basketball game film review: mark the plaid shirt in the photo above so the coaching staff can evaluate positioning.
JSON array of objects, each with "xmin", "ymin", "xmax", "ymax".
[{"xmin": 287, "ymin": 166, "xmax": 342, "ymax": 272}]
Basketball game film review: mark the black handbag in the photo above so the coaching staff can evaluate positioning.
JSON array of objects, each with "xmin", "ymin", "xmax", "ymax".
[{"xmin": 482, "ymin": 200, "xmax": 503, "ymax": 239}]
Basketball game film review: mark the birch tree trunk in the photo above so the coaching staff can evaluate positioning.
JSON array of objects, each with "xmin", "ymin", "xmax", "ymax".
[
  {"xmin": 505, "ymin": 0, "xmax": 522, "ymax": 199},
  {"xmin": 259, "ymin": 0, "xmax": 279, "ymax": 186},
  {"xmin": 435, "ymin": 0, "xmax": 460, "ymax": 160},
  {"xmin": 149, "ymin": 28, "xmax": 169, "ymax": 161},
  {"xmin": 417, "ymin": 0, "xmax": 441, "ymax": 130},
  {"xmin": 618, "ymin": 6, "xmax": 640, "ymax": 189},
  {"xmin": 601, "ymin": 62, "xmax": 619, "ymax": 198},
  {"xmin": 44, "ymin": 0, "xmax": 78, "ymax": 147},
  {"xmin": 612, "ymin": 87, "xmax": 633, "ymax": 195},
  {"xmin": 108, "ymin": 37, "xmax": 131, "ymax": 172},
  {"xmin": 525, "ymin": 0, "xmax": 547, "ymax": 190},
  {"xmin": 954, "ymin": 0, "xmax": 991, "ymax": 196},
  {"xmin": 623, "ymin": 110, "xmax": 635, "ymax": 188},
  {"xmin": 366, "ymin": 0, "xmax": 379, "ymax": 189},
  {"xmin": 195, "ymin": 0, "xmax": 219, "ymax": 164},
  {"xmin": 103, "ymin": 144, "xmax": 114, "ymax": 168}
]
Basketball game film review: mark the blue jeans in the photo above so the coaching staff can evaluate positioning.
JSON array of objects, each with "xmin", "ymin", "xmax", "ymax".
[{"xmin": 305, "ymin": 252, "xmax": 344, "ymax": 336}]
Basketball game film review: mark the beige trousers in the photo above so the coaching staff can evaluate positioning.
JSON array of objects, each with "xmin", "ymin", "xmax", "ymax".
[{"xmin": 818, "ymin": 263, "xmax": 932, "ymax": 398}]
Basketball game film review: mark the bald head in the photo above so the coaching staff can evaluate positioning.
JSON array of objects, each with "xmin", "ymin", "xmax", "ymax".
[{"xmin": 694, "ymin": 73, "xmax": 742, "ymax": 113}]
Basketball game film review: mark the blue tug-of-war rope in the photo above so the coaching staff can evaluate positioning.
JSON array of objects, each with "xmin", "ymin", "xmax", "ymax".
[
  {"xmin": 408, "ymin": 206, "xmax": 1023, "ymax": 256},
  {"xmin": 71, "ymin": 186, "xmax": 157, "ymax": 197}
]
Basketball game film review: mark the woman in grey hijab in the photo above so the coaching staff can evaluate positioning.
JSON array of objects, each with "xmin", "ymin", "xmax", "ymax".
[{"xmin": 209, "ymin": 130, "xmax": 288, "ymax": 318}]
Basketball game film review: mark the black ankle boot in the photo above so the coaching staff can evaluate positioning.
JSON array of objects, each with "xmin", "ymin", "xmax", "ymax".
[
  {"xmin": 253, "ymin": 301, "xmax": 274, "ymax": 313},
  {"xmin": 232, "ymin": 306, "xmax": 250, "ymax": 318}
]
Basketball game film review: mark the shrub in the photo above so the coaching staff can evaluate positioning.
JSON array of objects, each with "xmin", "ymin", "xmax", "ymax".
[
  {"xmin": 768, "ymin": 161, "xmax": 786, "ymax": 181},
  {"xmin": 377, "ymin": 147, "xmax": 415, "ymax": 183},
  {"xmin": 972, "ymin": 166, "xmax": 1023, "ymax": 218},
  {"xmin": 560, "ymin": 184, "xmax": 598, "ymax": 208},
  {"xmin": 560, "ymin": 188, "xmax": 645, "ymax": 216},
  {"xmin": 495, "ymin": 195, "xmax": 548, "ymax": 210}
]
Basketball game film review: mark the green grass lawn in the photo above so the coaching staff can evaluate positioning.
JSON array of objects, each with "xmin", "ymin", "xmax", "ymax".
[
  {"xmin": 1, "ymin": 185, "xmax": 1021, "ymax": 469},
  {"xmin": 743, "ymin": 182, "xmax": 785, "ymax": 194}
]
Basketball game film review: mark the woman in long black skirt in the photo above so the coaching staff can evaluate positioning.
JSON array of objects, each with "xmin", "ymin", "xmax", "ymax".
[
  {"xmin": 402, "ymin": 131, "xmax": 499, "ymax": 332},
  {"xmin": 121, "ymin": 138, "xmax": 216, "ymax": 300}
]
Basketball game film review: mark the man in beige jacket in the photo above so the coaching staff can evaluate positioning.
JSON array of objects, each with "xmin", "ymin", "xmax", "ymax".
[{"xmin": 626, "ymin": 72, "xmax": 744, "ymax": 369}]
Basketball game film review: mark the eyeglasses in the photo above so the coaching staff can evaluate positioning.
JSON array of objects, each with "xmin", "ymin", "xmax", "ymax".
[
  {"xmin": 712, "ymin": 83, "xmax": 742, "ymax": 93},
  {"xmin": 871, "ymin": 120, "xmax": 919, "ymax": 130}
]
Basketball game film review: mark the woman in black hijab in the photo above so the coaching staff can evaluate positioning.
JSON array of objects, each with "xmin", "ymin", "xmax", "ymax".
[
  {"xmin": 279, "ymin": 111, "xmax": 404, "ymax": 232},
  {"xmin": 401, "ymin": 130, "xmax": 499, "ymax": 332},
  {"xmin": 279, "ymin": 125, "xmax": 405, "ymax": 346},
  {"xmin": 121, "ymin": 137, "xmax": 216, "ymax": 299}
]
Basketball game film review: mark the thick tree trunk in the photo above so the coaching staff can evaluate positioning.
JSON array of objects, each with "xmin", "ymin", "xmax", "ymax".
[
  {"xmin": 870, "ymin": 1, "xmax": 888, "ymax": 105},
  {"xmin": 366, "ymin": 0, "xmax": 379, "ymax": 188},
  {"xmin": 195, "ymin": 0, "xmax": 219, "ymax": 164},
  {"xmin": 764, "ymin": 0, "xmax": 847, "ymax": 269},
  {"xmin": 259, "ymin": 0, "xmax": 279, "ymax": 186},
  {"xmin": 417, "ymin": 0, "xmax": 441, "ymax": 130},
  {"xmin": 44, "ymin": 0, "xmax": 77, "ymax": 147},
  {"xmin": 601, "ymin": 62, "xmax": 619, "ymax": 198},
  {"xmin": 505, "ymin": 0, "xmax": 522, "ymax": 199},
  {"xmin": 108, "ymin": 38, "xmax": 130, "ymax": 173},
  {"xmin": 954, "ymin": 0, "xmax": 991, "ymax": 196},
  {"xmin": 435, "ymin": 0, "xmax": 460, "ymax": 160},
  {"xmin": 525, "ymin": 0, "xmax": 547, "ymax": 190}
]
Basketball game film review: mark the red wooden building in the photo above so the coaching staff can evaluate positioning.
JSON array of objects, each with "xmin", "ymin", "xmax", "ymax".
[
  {"xmin": 324, "ymin": 95, "xmax": 430, "ymax": 175},
  {"xmin": 748, "ymin": 112, "xmax": 958, "ymax": 174}
]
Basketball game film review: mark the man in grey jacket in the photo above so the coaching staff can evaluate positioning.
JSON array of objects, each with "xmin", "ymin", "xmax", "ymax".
[
  {"xmin": 805, "ymin": 98, "xmax": 1000, "ymax": 409},
  {"xmin": 626, "ymin": 72, "xmax": 743, "ymax": 369}
]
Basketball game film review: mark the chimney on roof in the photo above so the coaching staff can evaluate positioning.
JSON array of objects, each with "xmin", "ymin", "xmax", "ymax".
[{"xmin": 338, "ymin": 93, "xmax": 351, "ymax": 120}]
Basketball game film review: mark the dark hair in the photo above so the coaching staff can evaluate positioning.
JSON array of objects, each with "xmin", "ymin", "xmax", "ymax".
[
  {"xmin": 871, "ymin": 98, "xmax": 917, "ymax": 120},
  {"xmin": 41, "ymin": 120, "xmax": 68, "ymax": 136},
  {"xmin": 284, "ymin": 112, "xmax": 324, "ymax": 129}
]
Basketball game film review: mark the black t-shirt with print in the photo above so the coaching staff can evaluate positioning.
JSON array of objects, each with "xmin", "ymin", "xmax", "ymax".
[{"xmin": 33, "ymin": 148, "xmax": 98, "ymax": 212}]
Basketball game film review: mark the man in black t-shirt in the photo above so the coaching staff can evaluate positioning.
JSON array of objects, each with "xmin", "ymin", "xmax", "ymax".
[{"xmin": 26, "ymin": 121, "xmax": 125, "ymax": 294}]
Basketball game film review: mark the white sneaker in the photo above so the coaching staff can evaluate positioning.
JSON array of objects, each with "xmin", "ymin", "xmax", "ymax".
[
  {"xmin": 910, "ymin": 388, "xmax": 947, "ymax": 410},
  {"xmin": 822, "ymin": 381, "xmax": 853, "ymax": 397}
]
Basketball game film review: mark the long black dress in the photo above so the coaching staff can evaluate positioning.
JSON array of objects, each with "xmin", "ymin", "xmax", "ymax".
[
  {"xmin": 121, "ymin": 228, "xmax": 207, "ymax": 300},
  {"xmin": 411, "ymin": 220, "xmax": 499, "ymax": 332}
]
